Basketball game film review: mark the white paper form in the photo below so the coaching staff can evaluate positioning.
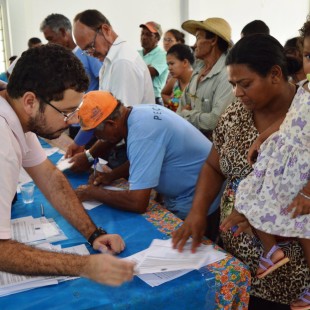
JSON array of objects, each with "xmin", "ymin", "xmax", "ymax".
[
  {"xmin": 136, "ymin": 239, "xmax": 227, "ymax": 275},
  {"xmin": 43, "ymin": 147, "xmax": 59, "ymax": 157},
  {"xmin": 56, "ymin": 156, "xmax": 74, "ymax": 171},
  {"xmin": 11, "ymin": 216, "xmax": 67, "ymax": 244}
]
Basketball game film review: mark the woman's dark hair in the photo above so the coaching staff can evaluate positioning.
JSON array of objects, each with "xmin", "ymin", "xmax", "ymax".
[
  {"xmin": 205, "ymin": 30, "xmax": 229, "ymax": 53},
  {"xmin": 74, "ymin": 9, "xmax": 111, "ymax": 31},
  {"xmin": 167, "ymin": 44, "xmax": 195, "ymax": 65},
  {"xmin": 7, "ymin": 44, "xmax": 89, "ymax": 109},
  {"xmin": 166, "ymin": 29, "xmax": 185, "ymax": 44},
  {"xmin": 225, "ymin": 34, "xmax": 296, "ymax": 80}
]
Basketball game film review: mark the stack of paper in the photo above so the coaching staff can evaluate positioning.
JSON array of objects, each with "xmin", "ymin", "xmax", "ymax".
[
  {"xmin": 0, "ymin": 244, "xmax": 89, "ymax": 297},
  {"xmin": 124, "ymin": 239, "xmax": 227, "ymax": 287},
  {"xmin": 11, "ymin": 216, "xmax": 67, "ymax": 245}
]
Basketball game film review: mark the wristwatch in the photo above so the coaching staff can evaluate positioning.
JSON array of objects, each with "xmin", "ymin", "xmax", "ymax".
[
  {"xmin": 88, "ymin": 227, "xmax": 107, "ymax": 246},
  {"xmin": 85, "ymin": 149, "xmax": 95, "ymax": 163}
]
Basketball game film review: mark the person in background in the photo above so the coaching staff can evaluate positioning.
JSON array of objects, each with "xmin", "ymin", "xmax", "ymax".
[
  {"xmin": 163, "ymin": 29, "xmax": 185, "ymax": 52},
  {"xmin": 64, "ymin": 9, "xmax": 154, "ymax": 185},
  {"xmin": 75, "ymin": 91, "xmax": 222, "ymax": 221},
  {"xmin": 0, "ymin": 56, "xmax": 18, "ymax": 83},
  {"xmin": 0, "ymin": 44, "xmax": 134, "ymax": 286},
  {"xmin": 177, "ymin": 17, "xmax": 234, "ymax": 140},
  {"xmin": 161, "ymin": 44, "xmax": 194, "ymax": 111},
  {"xmin": 139, "ymin": 21, "xmax": 168, "ymax": 105},
  {"xmin": 173, "ymin": 34, "xmax": 309, "ymax": 309},
  {"xmin": 240, "ymin": 19, "xmax": 270, "ymax": 37},
  {"xmin": 284, "ymin": 36, "xmax": 306, "ymax": 84},
  {"xmin": 40, "ymin": 13, "xmax": 103, "ymax": 141},
  {"xmin": 27, "ymin": 37, "xmax": 42, "ymax": 48}
]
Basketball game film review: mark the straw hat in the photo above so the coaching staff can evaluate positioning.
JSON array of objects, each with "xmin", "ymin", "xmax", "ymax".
[{"xmin": 182, "ymin": 18, "xmax": 232, "ymax": 47}]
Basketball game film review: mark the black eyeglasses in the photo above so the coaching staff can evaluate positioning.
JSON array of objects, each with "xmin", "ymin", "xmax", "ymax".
[
  {"xmin": 38, "ymin": 96, "xmax": 80, "ymax": 122},
  {"xmin": 82, "ymin": 29, "xmax": 99, "ymax": 56}
]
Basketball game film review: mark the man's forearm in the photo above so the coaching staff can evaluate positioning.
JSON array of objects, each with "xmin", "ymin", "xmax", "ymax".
[
  {"xmin": 0, "ymin": 240, "xmax": 88, "ymax": 277},
  {"xmin": 86, "ymin": 187, "xmax": 151, "ymax": 213}
]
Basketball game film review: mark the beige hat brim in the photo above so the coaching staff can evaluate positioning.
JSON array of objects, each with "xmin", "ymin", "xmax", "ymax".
[{"xmin": 182, "ymin": 20, "xmax": 232, "ymax": 47}]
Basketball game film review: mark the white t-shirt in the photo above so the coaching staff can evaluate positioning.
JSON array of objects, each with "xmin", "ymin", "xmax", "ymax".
[
  {"xmin": 0, "ymin": 97, "xmax": 46, "ymax": 239},
  {"xmin": 99, "ymin": 37, "xmax": 155, "ymax": 105}
]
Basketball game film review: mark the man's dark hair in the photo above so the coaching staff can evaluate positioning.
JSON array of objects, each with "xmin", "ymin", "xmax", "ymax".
[
  {"xmin": 40, "ymin": 13, "xmax": 72, "ymax": 33},
  {"xmin": 27, "ymin": 37, "xmax": 42, "ymax": 49},
  {"xmin": 241, "ymin": 20, "xmax": 270, "ymax": 37},
  {"xmin": 7, "ymin": 44, "xmax": 89, "ymax": 107},
  {"xmin": 74, "ymin": 10, "xmax": 111, "ymax": 31}
]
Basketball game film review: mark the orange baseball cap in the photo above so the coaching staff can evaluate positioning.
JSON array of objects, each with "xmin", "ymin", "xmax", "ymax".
[{"xmin": 78, "ymin": 91, "xmax": 118, "ymax": 130}]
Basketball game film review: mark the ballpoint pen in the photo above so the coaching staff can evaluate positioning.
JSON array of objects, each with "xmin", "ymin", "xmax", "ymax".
[
  {"xmin": 40, "ymin": 203, "xmax": 45, "ymax": 217},
  {"xmin": 93, "ymin": 158, "xmax": 99, "ymax": 177}
]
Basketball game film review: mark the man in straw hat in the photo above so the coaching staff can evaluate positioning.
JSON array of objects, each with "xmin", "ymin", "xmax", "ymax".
[
  {"xmin": 0, "ymin": 45, "xmax": 134, "ymax": 286},
  {"xmin": 177, "ymin": 17, "xmax": 234, "ymax": 140},
  {"xmin": 75, "ymin": 91, "xmax": 222, "ymax": 221}
]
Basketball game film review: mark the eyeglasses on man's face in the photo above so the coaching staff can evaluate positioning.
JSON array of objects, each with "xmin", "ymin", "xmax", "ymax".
[
  {"xmin": 38, "ymin": 96, "xmax": 80, "ymax": 123},
  {"xmin": 82, "ymin": 29, "xmax": 100, "ymax": 56}
]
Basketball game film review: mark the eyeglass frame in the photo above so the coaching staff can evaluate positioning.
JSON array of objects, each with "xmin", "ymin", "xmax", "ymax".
[
  {"xmin": 38, "ymin": 95, "xmax": 80, "ymax": 122},
  {"xmin": 82, "ymin": 28, "xmax": 100, "ymax": 56}
]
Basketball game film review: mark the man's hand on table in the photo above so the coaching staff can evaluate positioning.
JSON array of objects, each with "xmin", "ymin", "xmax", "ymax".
[
  {"xmin": 68, "ymin": 152, "xmax": 92, "ymax": 172},
  {"xmin": 220, "ymin": 208, "xmax": 250, "ymax": 236},
  {"xmin": 65, "ymin": 142, "xmax": 85, "ymax": 158},
  {"xmin": 93, "ymin": 234, "xmax": 126, "ymax": 254},
  {"xmin": 83, "ymin": 254, "xmax": 135, "ymax": 286},
  {"xmin": 172, "ymin": 210, "xmax": 206, "ymax": 253},
  {"xmin": 75, "ymin": 184, "xmax": 96, "ymax": 201}
]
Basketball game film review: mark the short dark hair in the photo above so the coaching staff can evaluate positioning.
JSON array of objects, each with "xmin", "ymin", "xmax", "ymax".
[
  {"xmin": 27, "ymin": 37, "xmax": 42, "ymax": 49},
  {"xmin": 225, "ymin": 34, "xmax": 291, "ymax": 80},
  {"xmin": 167, "ymin": 44, "xmax": 195, "ymax": 65},
  {"xmin": 241, "ymin": 20, "xmax": 270, "ymax": 37},
  {"xmin": 40, "ymin": 13, "xmax": 72, "ymax": 33},
  {"xmin": 74, "ymin": 9, "xmax": 111, "ymax": 31},
  {"xmin": 166, "ymin": 29, "xmax": 185, "ymax": 44},
  {"xmin": 7, "ymin": 44, "xmax": 89, "ymax": 104}
]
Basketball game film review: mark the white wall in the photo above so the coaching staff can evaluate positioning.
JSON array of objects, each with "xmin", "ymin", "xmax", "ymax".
[{"xmin": 5, "ymin": 0, "xmax": 310, "ymax": 57}]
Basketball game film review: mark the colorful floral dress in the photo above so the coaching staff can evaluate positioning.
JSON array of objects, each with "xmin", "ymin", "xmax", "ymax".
[
  {"xmin": 166, "ymin": 80, "xmax": 183, "ymax": 112},
  {"xmin": 213, "ymin": 99, "xmax": 310, "ymax": 304},
  {"xmin": 235, "ymin": 85, "xmax": 310, "ymax": 238}
]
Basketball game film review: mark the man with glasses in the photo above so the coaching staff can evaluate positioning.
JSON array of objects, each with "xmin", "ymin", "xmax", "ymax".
[
  {"xmin": 65, "ymin": 10, "xmax": 154, "ymax": 185},
  {"xmin": 139, "ymin": 21, "xmax": 168, "ymax": 106},
  {"xmin": 0, "ymin": 44, "xmax": 134, "ymax": 286},
  {"xmin": 40, "ymin": 13, "xmax": 103, "ymax": 142}
]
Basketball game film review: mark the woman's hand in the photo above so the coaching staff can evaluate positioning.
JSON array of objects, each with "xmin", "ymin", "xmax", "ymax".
[
  {"xmin": 172, "ymin": 210, "xmax": 206, "ymax": 253},
  {"xmin": 220, "ymin": 208, "xmax": 250, "ymax": 236}
]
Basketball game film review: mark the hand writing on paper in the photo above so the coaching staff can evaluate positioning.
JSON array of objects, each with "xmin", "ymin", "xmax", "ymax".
[
  {"xmin": 220, "ymin": 208, "xmax": 250, "ymax": 237},
  {"xmin": 89, "ymin": 171, "xmax": 114, "ymax": 186},
  {"xmin": 172, "ymin": 210, "xmax": 206, "ymax": 253}
]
